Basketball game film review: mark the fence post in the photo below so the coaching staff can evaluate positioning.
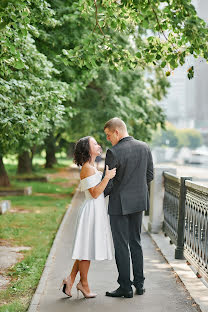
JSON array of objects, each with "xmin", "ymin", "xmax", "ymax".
[
  {"xmin": 148, "ymin": 166, "xmax": 176, "ymax": 234},
  {"xmin": 175, "ymin": 176, "xmax": 192, "ymax": 259}
]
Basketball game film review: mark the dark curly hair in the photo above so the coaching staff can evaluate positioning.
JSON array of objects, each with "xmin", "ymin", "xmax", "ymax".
[{"xmin": 74, "ymin": 136, "xmax": 92, "ymax": 166}]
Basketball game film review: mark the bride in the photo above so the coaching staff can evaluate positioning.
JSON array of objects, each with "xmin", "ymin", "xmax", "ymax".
[{"xmin": 60, "ymin": 136, "xmax": 116, "ymax": 299}]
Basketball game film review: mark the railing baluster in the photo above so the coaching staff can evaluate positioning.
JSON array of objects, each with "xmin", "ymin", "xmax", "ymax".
[
  {"xmin": 175, "ymin": 177, "xmax": 192, "ymax": 259},
  {"xmin": 163, "ymin": 172, "xmax": 180, "ymax": 245}
]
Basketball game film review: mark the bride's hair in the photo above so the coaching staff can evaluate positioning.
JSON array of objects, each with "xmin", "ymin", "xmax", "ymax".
[{"xmin": 74, "ymin": 136, "xmax": 92, "ymax": 166}]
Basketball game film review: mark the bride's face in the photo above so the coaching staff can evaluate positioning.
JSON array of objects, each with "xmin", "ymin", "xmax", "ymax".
[{"xmin": 89, "ymin": 137, "xmax": 102, "ymax": 157}]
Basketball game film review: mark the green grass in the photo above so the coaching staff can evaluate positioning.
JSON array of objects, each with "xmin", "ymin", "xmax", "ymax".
[
  {"xmin": 0, "ymin": 301, "xmax": 25, "ymax": 312},
  {"xmin": 49, "ymin": 177, "xmax": 69, "ymax": 183},
  {"xmin": 0, "ymin": 160, "xmax": 77, "ymax": 312},
  {"xmin": 4, "ymin": 155, "xmax": 73, "ymax": 177},
  {"xmin": 12, "ymin": 180, "xmax": 73, "ymax": 194}
]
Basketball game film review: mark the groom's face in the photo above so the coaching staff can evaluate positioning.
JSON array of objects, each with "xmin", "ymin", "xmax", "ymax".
[{"xmin": 104, "ymin": 128, "xmax": 119, "ymax": 146}]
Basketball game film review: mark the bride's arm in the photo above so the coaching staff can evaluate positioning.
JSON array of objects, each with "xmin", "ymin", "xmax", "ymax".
[
  {"xmin": 103, "ymin": 149, "xmax": 117, "ymax": 196},
  {"xmin": 81, "ymin": 166, "xmax": 116, "ymax": 199}
]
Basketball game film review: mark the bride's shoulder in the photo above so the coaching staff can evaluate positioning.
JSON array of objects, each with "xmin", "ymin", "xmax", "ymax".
[{"xmin": 80, "ymin": 163, "xmax": 96, "ymax": 180}]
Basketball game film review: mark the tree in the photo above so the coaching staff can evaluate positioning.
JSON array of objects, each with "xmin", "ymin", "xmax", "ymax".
[
  {"xmin": 0, "ymin": 0, "xmax": 56, "ymax": 78},
  {"xmin": 151, "ymin": 122, "xmax": 179, "ymax": 147},
  {"xmin": 177, "ymin": 129, "xmax": 203, "ymax": 149},
  {"xmin": 60, "ymin": 1, "xmax": 208, "ymax": 78},
  {"xmin": 61, "ymin": 66, "xmax": 168, "ymax": 147},
  {"xmin": 34, "ymin": 0, "xmax": 208, "ymax": 156},
  {"xmin": 2, "ymin": 1, "xmax": 208, "ymax": 79},
  {"xmin": 34, "ymin": 0, "xmax": 170, "ymax": 154},
  {"xmin": 0, "ymin": 1, "xmax": 68, "ymax": 184},
  {"xmin": 0, "ymin": 34, "xmax": 68, "ymax": 184},
  {"xmin": 152, "ymin": 122, "xmax": 203, "ymax": 149},
  {"xmin": 1, "ymin": 0, "xmax": 208, "ymax": 181}
]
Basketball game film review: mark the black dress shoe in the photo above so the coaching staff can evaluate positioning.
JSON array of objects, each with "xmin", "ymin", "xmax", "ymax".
[
  {"xmin": 106, "ymin": 287, "xmax": 133, "ymax": 298},
  {"xmin": 135, "ymin": 287, "xmax": 145, "ymax": 295}
]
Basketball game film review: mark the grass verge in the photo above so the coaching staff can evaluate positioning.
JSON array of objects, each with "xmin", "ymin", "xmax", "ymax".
[{"xmin": 0, "ymin": 159, "xmax": 76, "ymax": 312}]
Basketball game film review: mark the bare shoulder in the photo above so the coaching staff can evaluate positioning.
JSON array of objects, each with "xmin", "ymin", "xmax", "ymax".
[{"xmin": 80, "ymin": 163, "xmax": 96, "ymax": 180}]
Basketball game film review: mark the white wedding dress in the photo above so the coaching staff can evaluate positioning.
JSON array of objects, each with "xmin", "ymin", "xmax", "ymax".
[{"xmin": 71, "ymin": 169, "xmax": 113, "ymax": 261}]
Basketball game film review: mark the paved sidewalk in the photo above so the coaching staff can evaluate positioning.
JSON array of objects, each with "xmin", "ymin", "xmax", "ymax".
[{"xmin": 29, "ymin": 190, "xmax": 201, "ymax": 312}]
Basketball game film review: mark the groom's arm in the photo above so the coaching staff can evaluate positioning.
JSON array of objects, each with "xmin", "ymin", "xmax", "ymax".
[{"xmin": 103, "ymin": 149, "xmax": 117, "ymax": 196}]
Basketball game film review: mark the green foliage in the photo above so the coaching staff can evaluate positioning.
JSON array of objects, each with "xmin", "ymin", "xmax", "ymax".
[
  {"xmin": 62, "ymin": 66, "xmax": 168, "ymax": 145},
  {"xmin": 1, "ymin": 0, "xmax": 208, "ymax": 83},
  {"xmin": 55, "ymin": 0, "xmax": 208, "ymax": 76},
  {"xmin": 0, "ymin": 0, "xmax": 55, "ymax": 78},
  {"xmin": 33, "ymin": 0, "xmax": 169, "ymax": 151},
  {"xmin": 0, "ymin": 1, "xmax": 69, "ymax": 158},
  {"xmin": 152, "ymin": 122, "xmax": 203, "ymax": 149},
  {"xmin": 177, "ymin": 128, "xmax": 203, "ymax": 149},
  {"xmin": 152, "ymin": 122, "xmax": 178, "ymax": 147},
  {"xmin": 1, "ymin": 0, "xmax": 208, "ymax": 160}
]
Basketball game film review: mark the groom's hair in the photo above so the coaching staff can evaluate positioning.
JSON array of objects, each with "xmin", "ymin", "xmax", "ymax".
[{"xmin": 104, "ymin": 117, "xmax": 127, "ymax": 132}]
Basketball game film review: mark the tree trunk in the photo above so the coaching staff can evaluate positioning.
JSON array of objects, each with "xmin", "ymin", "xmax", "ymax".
[
  {"xmin": 30, "ymin": 145, "xmax": 36, "ymax": 169},
  {"xmin": 0, "ymin": 156, "xmax": 10, "ymax": 187},
  {"xmin": 17, "ymin": 151, "xmax": 32, "ymax": 174},
  {"xmin": 45, "ymin": 133, "xmax": 57, "ymax": 168}
]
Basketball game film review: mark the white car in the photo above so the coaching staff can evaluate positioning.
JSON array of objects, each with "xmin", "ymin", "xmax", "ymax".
[{"xmin": 185, "ymin": 151, "xmax": 208, "ymax": 165}]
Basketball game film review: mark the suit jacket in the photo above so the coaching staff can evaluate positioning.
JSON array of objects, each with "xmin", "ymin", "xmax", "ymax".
[{"xmin": 104, "ymin": 136, "xmax": 154, "ymax": 215}]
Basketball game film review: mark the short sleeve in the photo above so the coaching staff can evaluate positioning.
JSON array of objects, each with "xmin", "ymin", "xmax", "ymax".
[{"xmin": 80, "ymin": 173, "xmax": 101, "ymax": 191}]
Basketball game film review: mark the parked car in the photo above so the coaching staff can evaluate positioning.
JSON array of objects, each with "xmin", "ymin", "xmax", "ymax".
[{"xmin": 184, "ymin": 150, "xmax": 208, "ymax": 165}]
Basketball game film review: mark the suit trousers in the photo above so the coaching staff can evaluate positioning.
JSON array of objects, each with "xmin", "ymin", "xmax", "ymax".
[{"xmin": 110, "ymin": 211, "xmax": 145, "ymax": 291}]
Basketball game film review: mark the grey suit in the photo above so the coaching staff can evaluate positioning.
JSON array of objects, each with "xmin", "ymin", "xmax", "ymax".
[{"xmin": 104, "ymin": 136, "xmax": 153, "ymax": 291}]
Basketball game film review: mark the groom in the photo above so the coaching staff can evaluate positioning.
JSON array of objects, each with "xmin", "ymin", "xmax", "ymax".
[{"xmin": 103, "ymin": 117, "xmax": 154, "ymax": 298}]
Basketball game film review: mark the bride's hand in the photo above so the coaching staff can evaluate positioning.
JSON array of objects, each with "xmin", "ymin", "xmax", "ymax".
[{"xmin": 105, "ymin": 165, "xmax": 116, "ymax": 180}]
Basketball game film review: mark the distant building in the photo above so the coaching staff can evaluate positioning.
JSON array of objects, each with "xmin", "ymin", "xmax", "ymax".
[
  {"xmin": 160, "ymin": 0, "xmax": 208, "ymax": 142},
  {"xmin": 191, "ymin": 0, "xmax": 208, "ymax": 133},
  {"xmin": 161, "ymin": 67, "xmax": 187, "ymax": 128}
]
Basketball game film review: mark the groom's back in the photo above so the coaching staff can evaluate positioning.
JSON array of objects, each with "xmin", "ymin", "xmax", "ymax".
[{"xmin": 107, "ymin": 136, "xmax": 153, "ymax": 215}]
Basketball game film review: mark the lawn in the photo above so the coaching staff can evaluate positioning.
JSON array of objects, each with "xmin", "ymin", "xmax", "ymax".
[{"xmin": 0, "ymin": 156, "xmax": 77, "ymax": 312}]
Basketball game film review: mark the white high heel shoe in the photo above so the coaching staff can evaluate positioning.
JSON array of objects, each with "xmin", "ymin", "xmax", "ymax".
[
  {"xmin": 76, "ymin": 281, "xmax": 97, "ymax": 299},
  {"xmin": 59, "ymin": 276, "xmax": 73, "ymax": 298}
]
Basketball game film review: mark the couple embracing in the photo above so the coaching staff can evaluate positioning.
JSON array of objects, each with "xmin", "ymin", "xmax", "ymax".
[{"xmin": 60, "ymin": 117, "xmax": 154, "ymax": 299}]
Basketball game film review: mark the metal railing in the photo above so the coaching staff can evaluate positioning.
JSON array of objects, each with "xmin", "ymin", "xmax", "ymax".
[
  {"xmin": 163, "ymin": 172, "xmax": 181, "ymax": 246},
  {"xmin": 163, "ymin": 172, "xmax": 208, "ymax": 282},
  {"xmin": 184, "ymin": 181, "xmax": 208, "ymax": 281}
]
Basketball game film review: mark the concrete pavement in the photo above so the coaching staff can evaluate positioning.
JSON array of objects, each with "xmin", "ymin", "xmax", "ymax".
[{"xmin": 29, "ymin": 189, "xmax": 202, "ymax": 312}]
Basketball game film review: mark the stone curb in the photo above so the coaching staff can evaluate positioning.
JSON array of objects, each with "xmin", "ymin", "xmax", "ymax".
[
  {"xmin": 0, "ymin": 200, "xmax": 11, "ymax": 214},
  {"xmin": 143, "ymin": 216, "xmax": 208, "ymax": 312},
  {"xmin": 27, "ymin": 204, "xmax": 72, "ymax": 312}
]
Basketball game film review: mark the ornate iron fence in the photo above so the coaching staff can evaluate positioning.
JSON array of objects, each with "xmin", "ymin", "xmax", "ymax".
[
  {"xmin": 184, "ymin": 181, "xmax": 208, "ymax": 281},
  {"xmin": 163, "ymin": 172, "xmax": 208, "ymax": 282},
  {"xmin": 163, "ymin": 172, "xmax": 180, "ymax": 246}
]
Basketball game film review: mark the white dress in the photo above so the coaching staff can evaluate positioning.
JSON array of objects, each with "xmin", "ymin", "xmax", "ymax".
[{"xmin": 71, "ymin": 170, "xmax": 113, "ymax": 261}]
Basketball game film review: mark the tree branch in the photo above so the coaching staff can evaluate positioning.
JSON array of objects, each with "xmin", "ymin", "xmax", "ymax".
[
  {"xmin": 93, "ymin": 0, "xmax": 105, "ymax": 36},
  {"xmin": 87, "ymin": 81, "xmax": 103, "ymax": 93},
  {"xmin": 148, "ymin": 0, "xmax": 178, "ymax": 54},
  {"xmin": 148, "ymin": 0, "xmax": 168, "ymax": 41}
]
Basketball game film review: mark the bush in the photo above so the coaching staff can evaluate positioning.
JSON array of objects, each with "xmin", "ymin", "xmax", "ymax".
[{"xmin": 152, "ymin": 122, "xmax": 203, "ymax": 149}]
